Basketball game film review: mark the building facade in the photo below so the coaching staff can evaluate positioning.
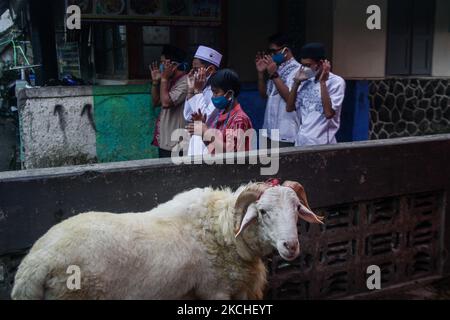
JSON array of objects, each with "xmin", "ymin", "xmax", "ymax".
[{"xmin": 2, "ymin": 0, "xmax": 450, "ymax": 169}]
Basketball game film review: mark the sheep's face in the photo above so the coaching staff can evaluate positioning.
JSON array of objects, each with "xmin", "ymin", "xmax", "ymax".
[
  {"xmin": 235, "ymin": 182, "xmax": 324, "ymax": 261},
  {"xmin": 256, "ymin": 187, "xmax": 302, "ymax": 261}
]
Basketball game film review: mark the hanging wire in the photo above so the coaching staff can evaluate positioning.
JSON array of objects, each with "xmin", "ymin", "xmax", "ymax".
[
  {"xmin": 12, "ymin": 39, "xmax": 18, "ymax": 66},
  {"xmin": 0, "ymin": 36, "xmax": 36, "ymax": 73},
  {"xmin": 16, "ymin": 43, "xmax": 34, "ymax": 73}
]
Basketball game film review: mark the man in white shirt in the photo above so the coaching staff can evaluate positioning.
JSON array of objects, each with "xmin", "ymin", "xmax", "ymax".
[
  {"xmin": 286, "ymin": 43, "xmax": 346, "ymax": 146},
  {"xmin": 256, "ymin": 33, "xmax": 301, "ymax": 148},
  {"xmin": 184, "ymin": 45, "xmax": 223, "ymax": 155}
]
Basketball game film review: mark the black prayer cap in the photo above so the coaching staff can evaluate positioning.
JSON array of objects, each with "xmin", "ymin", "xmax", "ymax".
[{"xmin": 300, "ymin": 43, "xmax": 326, "ymax": 61}]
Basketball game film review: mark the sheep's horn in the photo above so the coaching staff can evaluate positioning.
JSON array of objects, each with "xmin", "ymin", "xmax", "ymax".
[
  {"xmin": 283, "ymin": 181, "xmax": 325, "ymax": 224},
  {"xmin": 235, "ymin": 205, "xmax": 258, "ymax": 238},
  {"xmin": 234, "ymin": 183, "xmax": 270, "ymax": 236},
  {"xmin": 298, "ymin": 202, "xmax": 324, "ymax": 225},
  {"xmin": 282, "ymin": 181, "xmax": 311, "ymax": 210},
  {"xmin": 235, "ymin": 189, "xmax": 259, "ymax": 214}
]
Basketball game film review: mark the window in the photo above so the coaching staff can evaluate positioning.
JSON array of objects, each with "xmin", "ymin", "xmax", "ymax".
[
  {"xmin": 94, "ymin": 24, "xmax": 128, "ymax": 79},
  {"xmin": 386, "ymin": 0, "xmax": 435, "ymax": 76},
  {"xmin": 141, "ymin": 26, "xmax": 220, "ymax": 74},
  {"xmin": 142, "ymin": 26, "xmax": 171, "ymax": 71},
  {"xmin": 187, "ymin": 27, "xmax": 221, "ymax": 57},
  {"xmin": 71, "ymin": 0, "xmax": 225, "ymax": 81},
  {"xmin": 127, "ymin": 25, "xmax": 221, "ymax": 79}
]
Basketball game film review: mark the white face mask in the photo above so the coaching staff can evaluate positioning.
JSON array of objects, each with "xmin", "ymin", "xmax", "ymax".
[{"xmin": 302, "ymin": 67, "xmax": 317, "ymax": 79}]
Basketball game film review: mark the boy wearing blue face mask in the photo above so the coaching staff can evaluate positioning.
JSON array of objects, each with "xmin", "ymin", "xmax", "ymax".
[
  {"xmin": 286, "ymin": 43, "xmax": 346, "ymax": 147},
  {"xmin": 186, "ymin": 69, "xmax": 253, "ymax": 154},
  {"xmin": 256, "ymin": 33, "xmax": 301, "ymax": 149}
]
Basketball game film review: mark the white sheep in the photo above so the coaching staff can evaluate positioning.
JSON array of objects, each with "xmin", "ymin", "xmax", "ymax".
[{"xmin": 11, "ymin": 180, "xmax": 323, "ymax": 300}]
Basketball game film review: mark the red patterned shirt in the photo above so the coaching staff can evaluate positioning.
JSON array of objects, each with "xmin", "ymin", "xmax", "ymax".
[{"xmin": 210, "ymin": 104, "xmax": 253, "ymax": 154}]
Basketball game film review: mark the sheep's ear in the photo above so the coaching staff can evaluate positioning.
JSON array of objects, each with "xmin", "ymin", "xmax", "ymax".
[
  {"xmin": 235, "ymin": 205, "xmax": 258, "ymax": 238},
  {"xmin": 298, "ymin": 203, "xmax": 324, "ymax": 225}
]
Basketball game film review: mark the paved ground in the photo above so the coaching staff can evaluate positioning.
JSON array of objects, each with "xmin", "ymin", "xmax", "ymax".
[{"xmin": 379, "ymin": 277, "xmax": 450, "ymax": 300}]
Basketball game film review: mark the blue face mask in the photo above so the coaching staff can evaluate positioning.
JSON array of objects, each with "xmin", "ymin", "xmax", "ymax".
[
  {"xmin": 211, "ymin": 96, "xmax": 230, "ymax": 110},
  {"xmin": 212, "ymin": 92, "xmax": 233, "ymax": 110},
  {"xmin": 272, "ymin": 48, "xmax": 286, "ymax": 65}
]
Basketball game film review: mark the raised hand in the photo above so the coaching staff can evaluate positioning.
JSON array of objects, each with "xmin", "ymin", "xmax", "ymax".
[
  {"xmin": 150, "ymin": 61, "xmax": 161, "ymax": 83},
  {"xmin": 255, "ymin": 52, "xmax": 268, "ymax": 73},
  {"xmin": 186, "ymin": 121, "xmax": 208, "ymax": 137},
  {"xmin": 319, "ymin": 60, "xmax": 331, "ymax": 83},
  {"xmin": 194, "ymin": 67, "xmax": 207, "ymax": 92},
  {"xmin": 264, "ymin": 55, "xmax": 278, "ymax": 77},
  {"xmin": 191, "ymin": 109, "xmax": 207, "ymax": 123},
  {"xmin": 161, "ymin": 60, "xmax": 177, "ymax": 81},
  {"xmin": 187, "ymin": 69, "xmax": 196, "ymax": 91},
  {"xmin": 294, "ymin": 66, "xmax": 309, "ymax": 83}
]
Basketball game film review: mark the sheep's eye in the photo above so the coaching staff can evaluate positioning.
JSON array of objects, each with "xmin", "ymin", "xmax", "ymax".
[
  {"xmin": 260, "ymin": 209, "xmax": 267, "ymax": 215},
  {"xmin": 297, "ymin": 205, "xmax": 302, "ymax": 212}
]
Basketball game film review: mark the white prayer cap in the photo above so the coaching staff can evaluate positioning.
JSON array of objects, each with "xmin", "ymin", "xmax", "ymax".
[{"xmin": 194, "ymin": 46, "xmax": 222, "ymax": 68}]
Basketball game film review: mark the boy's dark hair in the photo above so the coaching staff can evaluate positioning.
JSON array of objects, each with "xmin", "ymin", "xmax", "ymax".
[
  {"xmin": 209, "ymin": 69, "xmax": 241, "ymax": 97},
  {"xmin": 268, "ymin": 33, "xmax": 292, "ymax": 48},
  {"xmin": 161, "ymin": 45, "xmax": 187, "ymax": 63},
  {"xmin": 300, "ymin": 43, "xmax": 326, "ymax": 62}
]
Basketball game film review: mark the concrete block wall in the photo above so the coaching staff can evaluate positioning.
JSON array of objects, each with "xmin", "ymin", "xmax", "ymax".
[
  {"xmin": 17, "ymin": 85, "xmax": 158, "ymax": 170},
  {"xmin": 18, "ymin": 87, "xmax": 96, "ymax": 169}
]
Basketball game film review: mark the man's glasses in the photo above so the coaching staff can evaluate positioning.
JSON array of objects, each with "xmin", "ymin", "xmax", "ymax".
[{"xmin": 267, "ymin": 47, "xmax": 285, "ymax": 55}]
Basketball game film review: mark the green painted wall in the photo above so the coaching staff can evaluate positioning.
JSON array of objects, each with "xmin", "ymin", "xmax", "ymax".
[{"xmin": 93, "ymin": 85, "xmax": 159, "ymax": 163}]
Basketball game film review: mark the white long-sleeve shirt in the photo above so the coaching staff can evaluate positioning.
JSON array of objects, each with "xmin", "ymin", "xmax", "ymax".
[
  {"xmin": 263, "ymin": 58, "xmax": 301, "ymax": 143},
  {"xmin": 294, "ymin": 72, "xmax": 346, "ymax": 146},
  {"xmin": 183, "ymin": 85, "xmax": 220, "ymax": 156}
]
